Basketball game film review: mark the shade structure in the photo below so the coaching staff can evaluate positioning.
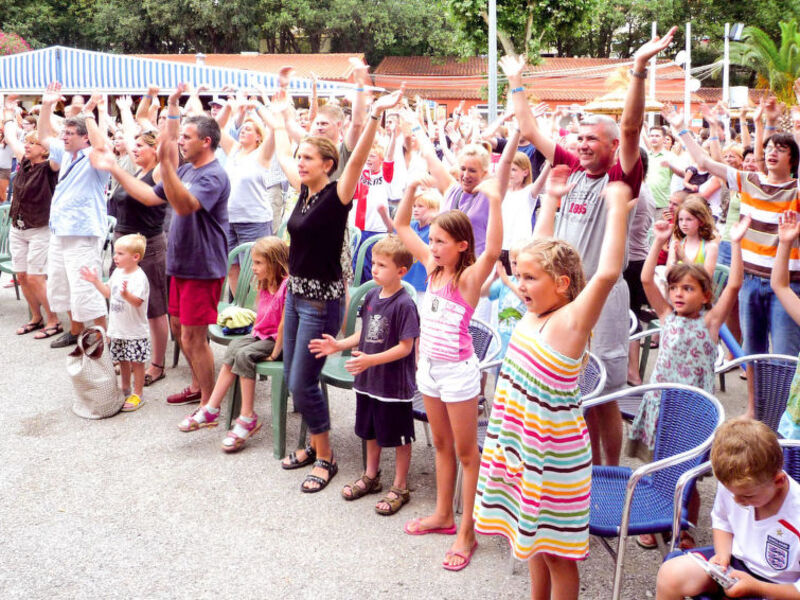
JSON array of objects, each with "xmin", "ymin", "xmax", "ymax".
[{"xmin": 0, "ymin": 46, "xmax": 378, "ymax": 95}]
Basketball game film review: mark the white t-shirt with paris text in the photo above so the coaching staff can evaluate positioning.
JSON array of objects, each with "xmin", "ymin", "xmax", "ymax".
[{"xmin": 107, "ymin": 267, "xmax": 150, "ymax": 340}]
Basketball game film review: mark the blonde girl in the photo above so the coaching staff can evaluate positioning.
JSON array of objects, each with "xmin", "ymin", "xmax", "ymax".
[
  {"xmin": 395, "ymin": 172, "xmax": 502, "ymax": 571},
  {"xmin": 177, "ymin": 237, "xmax": 289, "ymax": 453}
]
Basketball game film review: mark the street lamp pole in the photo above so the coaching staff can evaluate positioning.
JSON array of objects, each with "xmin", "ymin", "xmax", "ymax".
[
  {"xmin": 649, "ymin": 21, "xmax": 657, "ymax": 126},
  {"xmin": 684, "ymin": 21, "xmax": 691, "ymax": 127},
  {"xmin": 488, "ymin": 0, "xmax": 498, "ymax": 121}
]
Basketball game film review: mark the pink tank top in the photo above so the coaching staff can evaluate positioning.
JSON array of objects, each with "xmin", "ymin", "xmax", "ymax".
[{"xmin": 419, "ymin": 280, "xmax": 474, "ymax": 361}]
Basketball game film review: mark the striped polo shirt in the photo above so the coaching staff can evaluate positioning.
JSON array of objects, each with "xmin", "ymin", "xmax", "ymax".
[{"xmin": 726, "ymin": 167, "xmax": 800, "ymax": 281}]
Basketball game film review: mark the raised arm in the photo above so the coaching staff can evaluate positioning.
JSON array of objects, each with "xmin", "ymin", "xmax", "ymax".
[
  {"xmin": 621, "ymin": 26, "xmax": 678, "ymax": 173},
  {"xmin": 708, "ymin": 216, "xmax": 749, "ymax": 332},
  {"xmin": 662, "ymin": 104, "xmax": 728, "ymax": 180},
  {"xmin": 135, "ymin": 84, "xmax": 159, "ymax": 130},
  {"xmin": 263, "ymin": 106, "xmax": 301, "ymax": 191},
  {"xmin": 699, "ymin": 103, "xmax": 724, "ymax": 162},
  {"xmin": 393, "ymin": 178, "xmax": 434, "ymax": 269},
  {"xmin": 344, "ymin": 58, "xmax": 370, "ymax": 152},
  {"xmin": 499, "ymin": 55, "xmax": 555, "ymax": 163},
  {"xmin": 641, "ymin": 220, "xmax": 674, "ymax": 319},
  {"xmin": 2, "ymin": 96, "xmax": 25, "ymax": 161},
  {"xmin": 770, "ymin": 211, "xmax": 800, "ymax": 325},
  {"xmin": 462, "ymin": 178, "xmax": 503, "ymax": 297},
  {"xmin": 496, "ymin": 126, "xmax": 520, "ymax": 200},
  {"xmin": 82, "ymin": 93, "xmax": 109, "ymax": 152},
  {"xmin": 739, "ymin": 108, "xmax": 752, "ymax": 149},
  {"xmin": 89, "ymin": 148, "xmax": 164, "ymax": 206},
  {"xmin": 337, "ymin": 89, "xmax": 403, "ymax": 204},
  {"xmin": 534, "ymin": 165, "xmax": 573, "ymax": 239},
  {"xmin": 37, "ymin": 82, "xmax": 63, "ymax": 150}
]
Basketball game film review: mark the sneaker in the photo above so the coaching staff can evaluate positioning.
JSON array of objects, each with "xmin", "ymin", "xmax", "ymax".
[
  {"xmin": 178, "ymin": 406, "xmax": 220, "ymax": 432},
  {"xmin": 166, "ymin": 386, "xmax": 202, "ymax": 406},
  {"xmin": 122, "ymin": 394, "xmax": 144, "ymax": 412},
  {"xmin": 221, "ymin": 413, "xmax": 262, "ymax": 453},
  {"xmin": 50, "ymin": 331, "xmax": 79, "ymax": 349}
]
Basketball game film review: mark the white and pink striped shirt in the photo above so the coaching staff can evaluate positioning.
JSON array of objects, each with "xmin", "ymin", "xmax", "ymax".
[{"xmin": 419, "ymin": 280, "xmax": 474, "ymax": 362}]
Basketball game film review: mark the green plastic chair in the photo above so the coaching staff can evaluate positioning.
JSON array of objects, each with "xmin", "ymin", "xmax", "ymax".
[
  {"xmin": 711, "ymin": 264, "xmax": 729, "ymax": 303},
  {"xmin": 209, "ymin": 242, "xmax": 257, "ymax": 346},
  {"xmin": 350, "ymin": 232, "xmax": 386, "ymax": 288},
  {"xmin": 0, "ymin": 205, "xmax": 19, "ymax": 300}
]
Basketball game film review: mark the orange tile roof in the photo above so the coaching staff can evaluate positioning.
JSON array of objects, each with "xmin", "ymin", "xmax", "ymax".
[{"xmin": 132, "ymin": 53, "xmax": 364, "ymax": 81}]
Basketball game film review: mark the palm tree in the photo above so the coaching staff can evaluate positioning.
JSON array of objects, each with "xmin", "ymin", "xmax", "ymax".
[{"xmin": 728, "ymin": 19, "xmax": 800, "ymax": 106}]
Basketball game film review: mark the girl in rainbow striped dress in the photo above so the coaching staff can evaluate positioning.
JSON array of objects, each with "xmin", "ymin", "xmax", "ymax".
[{"xmin": 474, "ymin": 181, "xmax": 634, "ymax": 599}]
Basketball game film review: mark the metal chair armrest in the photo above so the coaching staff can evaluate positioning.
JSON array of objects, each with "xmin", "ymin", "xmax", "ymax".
[
  {"xmin": 628, "ymin": 326, "xmax": 661, "ymax": 343},
  {"xmin": 669, "ymin": 461, "xmax": 712, "ymax": 552},
  {"xmin": 714, "ymin": 353, "xmax": 799, "ymax": 375}
]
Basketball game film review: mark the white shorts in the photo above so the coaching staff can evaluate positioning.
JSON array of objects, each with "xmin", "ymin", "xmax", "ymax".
[
  {"xmin": 47, "ymin": 235, "xmax": 107, "ymax": 322},
  {"xmin": 9, "ymin": 225, "xmax": 51, "ymax": 275},
  {"xmin": 591, "ymin": 278, "xmax": 630, "ymax": 393},
  {"xmin": 416, "ymin": 354, "xmax": 481, "ymax": 403}
]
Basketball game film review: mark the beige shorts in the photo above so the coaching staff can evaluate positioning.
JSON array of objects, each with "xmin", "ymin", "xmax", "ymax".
[
  {"xmin": 416, "ymin": 354, "xmax": 481, "ymax": 403},
  {"xmin": 47, "ymin": 235, "xmax": 107, "ymax": 322},
  {"xmin": 9, "ymin": 225, "xmax": 50, "ymax": 275}
]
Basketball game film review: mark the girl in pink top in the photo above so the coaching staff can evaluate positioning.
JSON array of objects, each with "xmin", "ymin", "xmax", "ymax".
[
  {"xmin": 177, "ymin": 237, "xmax": 289, "ymax": 453},
  {"xmin": 394, "ymin": 174, "xmax": 502, "ymax": 571}
]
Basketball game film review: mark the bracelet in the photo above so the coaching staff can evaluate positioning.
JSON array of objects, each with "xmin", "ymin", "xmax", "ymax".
[
  {"xmin": 167, "ymin": 115, "xmax": 180, "ymax": 120},
  {"xmin": 412, "ymin": 125, "xmax": 422, "ymax": 132},
  {"xmin": 510, "ymin": 86, "xmax": 525, "ymax": 94},
  {"xmin": 370, "ymin": 113, "xmax": 379, "ymax": 121},
  {"xmin": 678, "ymin": 128, "xmax": 690, "ymax": 136},
  {"xmin": 629, "ymin": 68, "xmax": 648, "ymax": 80},
  {"xmin": 355, "ymin": 87, "xmax": 365, "ymax": 92},
  {"xmin": 708, "ymin": 136, "xmax": 719, "ymax": 141},
  {"xmin": 766, "ymin": 125, "xmax": 777, "ymax": 130}
]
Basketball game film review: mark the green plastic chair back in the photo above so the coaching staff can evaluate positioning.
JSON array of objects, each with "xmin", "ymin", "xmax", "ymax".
[
  {"xmin": 348, "ymin": 224, "xmax": 361, "ymax": 257},
  {"xmin": 351, "ymin": 233, "xmax": 387, "ymax": 287},
  {"xmin": 228, "ymin": 242, "xmax": 256, "ymax": 308},
  {"xmin": 712, "ymin": 264, "xmax": 729, "ymax": 303},
  {"xmin": 0, "ymin": 205, "xmax": 11, "ymax": 260}
]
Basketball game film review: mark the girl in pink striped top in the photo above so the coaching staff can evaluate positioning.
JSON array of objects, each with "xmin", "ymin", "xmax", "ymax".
[{"xmin": 394, "ymin": 174, "xmax": 502, "ymax": 571}]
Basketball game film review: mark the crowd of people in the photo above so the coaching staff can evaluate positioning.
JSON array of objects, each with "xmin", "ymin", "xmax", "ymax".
[{"xmin": 3, "ymin": 27, "xmax": 800, "ymax": 599}]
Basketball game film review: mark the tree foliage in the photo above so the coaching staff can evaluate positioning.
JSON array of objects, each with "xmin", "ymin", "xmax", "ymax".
[{"xmin": 0, "ymin": 31, "xmax": 31, "ymax": 56}]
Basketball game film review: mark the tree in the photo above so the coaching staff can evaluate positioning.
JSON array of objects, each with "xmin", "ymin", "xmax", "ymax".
[
  {"xmin": 0, "ymin": 32, "xmax": 31, "ymax": 55},
  {"xmin": 728, "ymin": 20, "xmax": 800, "ymax": 105}
]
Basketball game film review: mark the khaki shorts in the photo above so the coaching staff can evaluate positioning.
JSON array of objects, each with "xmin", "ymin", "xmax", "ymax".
[
  {"xmin": 47, "ymin": 235, "xmax": 107, "ymax": 322},
  {"xmin": 9, "ymin": 225, "xmax": 50, "ymax": 275}
]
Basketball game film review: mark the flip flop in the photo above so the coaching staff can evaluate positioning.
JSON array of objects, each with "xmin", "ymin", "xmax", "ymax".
[
  {"xmin": 404, "ymin": 518, "xmax": 457, "ymax": 536},
  {"xmin": 442, "ymin": 540, "xmax": 478, "ymax": 571},
  {"xmin": 16, "ymin": 320, "xmax": 44, "ymax": 335},
  {"xmin": 34, "ymin": 323, "xmax": 63, "ymax": 339}
]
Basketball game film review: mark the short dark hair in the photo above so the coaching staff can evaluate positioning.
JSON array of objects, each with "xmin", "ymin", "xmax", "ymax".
[
  {"xmin": 649, "ymin": 125, "xmax": 665, "ymax": 135},
  {"xmin": 64, "ymin": 116, "xmax": 88, "ymax": 137},
  {"xmin": 765, "ymin": 132, "xmax": 799, "ymax": 175},
  {"xmin": 184, "ymin": 115, "xmax": 221, "ymax": 151}
]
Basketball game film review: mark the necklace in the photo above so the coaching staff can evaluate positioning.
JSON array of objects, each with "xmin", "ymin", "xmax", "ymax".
[
  {"xmin": 536, "ymin": 304, "xmax": 562, "ymax": 319},
  {"xmin": 300, "ymin": 189, "xmax": 321, "ymax": 215}
]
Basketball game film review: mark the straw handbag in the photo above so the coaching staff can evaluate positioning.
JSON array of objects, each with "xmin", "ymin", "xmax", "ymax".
[{"xmin": 66, "ymin": 326, "xmax": 124, "ymax": 419}]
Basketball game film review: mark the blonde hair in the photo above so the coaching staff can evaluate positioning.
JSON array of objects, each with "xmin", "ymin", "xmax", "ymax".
[
  {"xmin": 512, "ymin": 151, "xmax": 532, "ymax": 185},
  {"xmin": 252, "ymin": 236, "xmax": 289, "ymax": 290},
  {"xmin": 369, "ymin": 142, "xmax": 385, "ymax": 161},
  {"xmin": 372, "ymin": 234, "xmax": 413, "ymax": 270},
  {"xmin": 24, "ymin": 131, "xmax": 49, "ymax": 158},
  {"xmin": 115, "ymin": 233, "xmax": 147, "ymax": 258},
  {"xmin": 458, "ymin": 143, "xmax": 490, "ymax": 172},
  {"xmin": 711, "ymin": 418, "xmax": 783, "ymax": 487},
  {"xmin": 241, "ymin": 118, "xmax": 266, "ymax": 145},
  {"xmin": 413, "ymin": 189, "xmax": 442, "ymax": 211},
  {"xmin": 521, "ymin": 238, "xmax": 586, "ymax": 302}
]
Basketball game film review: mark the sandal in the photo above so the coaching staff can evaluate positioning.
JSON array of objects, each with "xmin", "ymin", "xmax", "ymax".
[
  {"xmin": 375, "ymin": 486, "xmax": 410, "ymax": 516},
  {"xmin": 282, "ymin": 444, "xmax": 316, "ymax": 470},
  {"xmin": 34, "ymin": 323, "xmax": 63, "ymax": 339},
  {"xmin": 301, "ymin": 456, "xmax": 338, "ymax": 494},
  {"xmin": 221, "ymin": 413, "xmax": 261, "ymax": 453},
  {"xmin": 678, "ymin": 531, "xmax": 697, "ymax": 550},
  {"xmin": 635, "ymin": 533, "xmax": 658, "ymax": 549},
  {"xmin": 144, "ymin": 363, "xmax": 166, "ymax": 387},
  {"xmin": 177, "ymin": 406, "xmax": 220, "ymax": 432},
  {"xmin": 341, "ymin": 471, "xmax": 382, "ymax": 501},
  {"xmin": 16, "ymin": 320, "xmax": 44, "ymax": 335}
]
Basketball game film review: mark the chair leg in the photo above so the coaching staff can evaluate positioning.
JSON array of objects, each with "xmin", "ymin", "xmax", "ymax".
[
  {"xmin": 13, "ymin": 277, "xmax": 19, "ymax": 301},
  {"xmin": 172, "ymin": 338, "xmax": 180, "ymax": 368},
  {"xmin": 719, "ymin": 370, "xmax": 726, "ymax": 393},
  {"xmin": 271, "ymin": 374, "xmax": 288, "ymax": 459},
  {"xmin": 423, "ymin": 422, "xmax": 432, "ymax": 447},
  {"xmin": 453, "ymin": 463, "xmax": 463, "ymax": 515},
  {"xmin": 226, "ymin": 376, "xmax": 241, "ymax": 430}
]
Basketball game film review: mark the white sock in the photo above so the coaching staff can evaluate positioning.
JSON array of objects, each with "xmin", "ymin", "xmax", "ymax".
[{"xmin": 205, "ymin": 406, "xmax": 220, "ymax": 415}]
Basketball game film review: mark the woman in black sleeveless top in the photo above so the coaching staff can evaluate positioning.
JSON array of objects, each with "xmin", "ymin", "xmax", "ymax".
[
  {"xmin": 109, "ymin": 130, "xmax": 169, "ymax": 386},
  {"xmin": 265, "ymin": 90, "xmax": 403, "ymax": 493}
]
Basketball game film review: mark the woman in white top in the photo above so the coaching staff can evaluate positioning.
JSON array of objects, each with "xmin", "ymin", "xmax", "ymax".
[
  {"xmin": 0, "ymin": 127, "xmax": 14, "ymax": 203},
  {"xmin": 218, "ymin": 107, "xmax": 282, "ymax": 296}
]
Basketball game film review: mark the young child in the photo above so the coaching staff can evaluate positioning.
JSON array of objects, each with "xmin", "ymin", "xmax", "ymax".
[
  {"xmin": 771, "ymin": 210, "xmax": 800, "ymax": 439},
  {"xmin": 394, "ymin": 174, "xmax": 502, "ymax": 571},
  {"xmin": 667, "ymin": 194, "xmax": 719, "ymax": 277},
  {"xmin": 308, "ymin": 235, "xmax": 419, "ymax": 514},
  {"xmin": 683, "ymin": 162, "xmax": 710, "ymax": 193},
  {"xmin": 402, "ymin": 188, "xmax": 440, "ymax": 305},
  {"xmin": 480, "ymin": 240, "xmax": 527, "ymax": 360},
  {"xmin": 176, "ymin": 237, "xmax": 288, "ymax": 452},
  {"xmin": 472, "ymin": 180, "xmax": 633, "ymax": 600},
  {"xmin": 656, "ymin": 418, "xmax": 800, "ymax": 600},
  {"xmin": 80, "ymin": 233, "xmax": 150, "ymax": 412}
]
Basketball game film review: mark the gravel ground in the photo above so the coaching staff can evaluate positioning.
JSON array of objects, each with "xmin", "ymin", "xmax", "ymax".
[{"xmin": 0, "ymin": 281, "xmax": 749, "ymax": 599}]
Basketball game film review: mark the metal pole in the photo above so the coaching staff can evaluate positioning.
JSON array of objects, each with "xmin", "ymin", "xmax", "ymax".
[
  {"xmin": 684, "ymin": 22, "xmax": 691, "ymax": 128},
  {"xmin": 488, "ymin": 0, "xmax": 498, "ymax": 121},
  {"xmin": 649, "ymin": 21, "xmax": 657, "ymax": 126},
  {"xmin": 722, "ymin": 22, "xmax": 731, "ymax": 139}
]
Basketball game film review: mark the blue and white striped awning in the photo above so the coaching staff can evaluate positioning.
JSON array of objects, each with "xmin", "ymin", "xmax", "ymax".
[{"xmin": 0, "ymin": 46, "xmax": 380, "ymax": 95}]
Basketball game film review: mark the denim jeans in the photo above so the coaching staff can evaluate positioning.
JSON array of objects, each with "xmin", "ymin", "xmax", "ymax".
[
  {"xmin": 717, "ymin": 240, "xmax": 731, "ymax": 267},
  {"xmin": 282, "ymin": 291, "xmax": 344, "ymax": 434},
  {"xmin": 739, "ymin": 273, "xmax": 800, "ymax": 356}
]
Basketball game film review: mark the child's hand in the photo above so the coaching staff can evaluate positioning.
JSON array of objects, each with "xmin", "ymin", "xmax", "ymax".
[
  {"xmin": 778, "ymin": 210, "xmax": 800, "ymax": 244},
  {"xmin": 722, "ymin": 570, "xmax": 758, "ymax": 597},
  {"xmin": 708, "ymin": 553, "xmax": 731, "ymax": 570},
  {"xmin": 79, "ymin": 266, "xmax": 99, "ymax": 284},
  {"xmin": 653, "ymin": 220, "xmax": 673, "ymax": 243},
  {"xmin": 545, "ymin": 164, "xmax": 575, "ymax": 198},
  {"xmin": 687, "ymin": 183, "xmax": 698, "ymax": 192},
  {"xmin": 672, "ymin": 238, "xmax": 685, "ymax": 262},
  {"xmin": 495, "ymin": 261, "xmax": 505, "ymax": 279},
  {"xmin": 307, "ymin": 334, "xmax": 340, "ymax": 358},
  {"xmin": 121, "ymin": 279, "xmax": 129, "ymax": 295},
  {"xmin": 604, "ymin": 180, "xmax": 635, "ymax": 213},
  {"xmin": 729, "ymin": 214, "xmax": 752, "ymax": 244},
  {"xmin": 345, "ymin": 350, "xmax": 372, "ymax": 375}
]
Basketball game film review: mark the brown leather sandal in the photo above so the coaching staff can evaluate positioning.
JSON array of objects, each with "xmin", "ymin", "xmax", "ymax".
[
  {"xmin": 341, "ymin": 471, "xmax": 382, "ymax": 501},
  {"xmin": 375, "ymin": 486, "xmax": 410, "ymax": 515}
]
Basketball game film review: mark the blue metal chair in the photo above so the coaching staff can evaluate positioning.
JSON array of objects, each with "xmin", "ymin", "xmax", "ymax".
[
  {"xmin": 714, "ymin": 353, "xmax": 798, "ymax": 433},
  {"xmin": 583, "ymin": 383, "xmax": 725, "ymax": 600}
]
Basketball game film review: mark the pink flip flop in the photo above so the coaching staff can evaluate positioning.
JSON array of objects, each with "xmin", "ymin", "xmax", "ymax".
[
  {"xmin": 442, "ymin": 540, "xmax": 479, "ymax": 571},
  {"xmin": 403, "ymin": 517, "xmax": 457, "ymax": 536}
]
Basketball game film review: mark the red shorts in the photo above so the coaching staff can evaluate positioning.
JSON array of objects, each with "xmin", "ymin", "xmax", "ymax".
[{"xmin": 168, "ymin": 277, "xmax": 224, "ymax": 326}]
